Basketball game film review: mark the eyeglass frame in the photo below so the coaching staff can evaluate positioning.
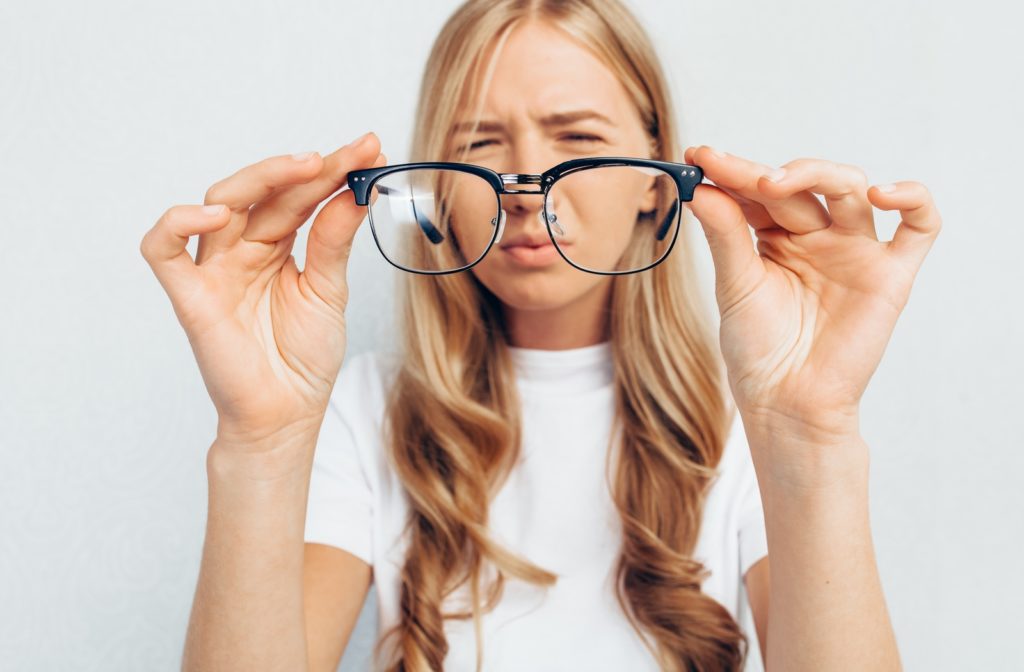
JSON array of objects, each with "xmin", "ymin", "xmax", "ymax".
[{"xmin": 346, "ymin": 156, "xmax": 704, "ymax": 276}]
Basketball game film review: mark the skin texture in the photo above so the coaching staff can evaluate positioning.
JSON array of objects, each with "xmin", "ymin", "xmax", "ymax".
[
  {"xmin": 679, "ymin": 142, "xmax": 941, "ymax": 670},
  {"xmin": 142, "ymin": 134, "xmax": 390, "ymax": 671},
  {"xmin": 142, "ymin": 16, "xmax": 939, "ymax": 672},
  {"xmin": 435, "ymin": 162, "xmax": 661, "ymax": 275},
  {"xmin": 446, "ymin": 19, "xmax": 660, "ymax": 349}
]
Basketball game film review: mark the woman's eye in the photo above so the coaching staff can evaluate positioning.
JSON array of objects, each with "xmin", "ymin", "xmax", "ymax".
[
  {"xmin": 465, "ymin": 139, "xmax": 496, "ymax": 151},
  {"xmin": 458, "ymin": 134, "xmax": 602, "ymax": 153}
]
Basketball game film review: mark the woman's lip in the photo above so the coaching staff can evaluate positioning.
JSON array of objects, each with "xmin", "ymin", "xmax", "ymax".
[{"xmin": 500, "ymin": 242, "xmax": 569, "ymax": 267}]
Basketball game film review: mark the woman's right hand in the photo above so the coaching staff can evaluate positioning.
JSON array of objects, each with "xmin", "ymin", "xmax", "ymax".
[{"xmin": 141, "ymin": 132, "xmax": 386, "ymax": 451}]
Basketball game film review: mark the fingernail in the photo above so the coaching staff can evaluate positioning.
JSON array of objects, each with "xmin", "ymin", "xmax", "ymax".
[
  {"xmin": 764, "ymin": 168, "xmax": 787, "ymax": 183},
  {"xmin": 707, "ymin": 146, "xmax": 727, "ymax": 158},
  {"xmin": 876, "ymin": 183, "xmax": 897, "ymax": 193},
  {"xmin": 291, "ymin": 151, "xmax": 316, "ymax": 161},
  {"xmin": 202, "ymin": 204, "xmax": 225, "ymax": 216},
  {"xmin": 350, "ymin": 131, "xmax": 373, "ymax": 148}
]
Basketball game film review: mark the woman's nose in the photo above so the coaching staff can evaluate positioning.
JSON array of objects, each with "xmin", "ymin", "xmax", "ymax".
[
  {"xmin": 501, "ymin": 189, "xmax": 545, "ymax": 217},
  {"xmin": 499, "ymin": 190, "xmax": 564, "ymax": 237},
  {"xmin": 500, "ymin": 191, "xmax": 551, "ymax": 237}
]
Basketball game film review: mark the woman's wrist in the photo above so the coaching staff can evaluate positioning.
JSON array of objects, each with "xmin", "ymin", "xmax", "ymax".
[
  {"xmin": 209, "ymin": 416, "xmax": 325, "ymax": 483},
  {"xmin": 739, "ymin": 406, "xmax": 870, "ymax": 494}
]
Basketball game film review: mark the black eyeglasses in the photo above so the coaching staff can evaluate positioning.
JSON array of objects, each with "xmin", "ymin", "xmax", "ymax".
[{"xmin": 347, "ymin": 156, "xmax": 703, "ymax": 275}]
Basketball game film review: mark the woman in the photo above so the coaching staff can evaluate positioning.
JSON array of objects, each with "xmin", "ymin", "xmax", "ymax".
[{"xmin": 140, "ymin": 0, "xmax": 940, "ymax": 670}]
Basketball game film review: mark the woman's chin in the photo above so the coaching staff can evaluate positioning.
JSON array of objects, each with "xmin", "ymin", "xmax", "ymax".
[{"xmin": 472, "ymin": 267, "xmax": 607, "ymax": 313}]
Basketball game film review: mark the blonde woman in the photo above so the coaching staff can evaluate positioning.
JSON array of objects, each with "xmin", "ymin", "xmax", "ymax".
[{"xmin": 141, "ymin": 1, "xmax": 940, "ymax": 670}]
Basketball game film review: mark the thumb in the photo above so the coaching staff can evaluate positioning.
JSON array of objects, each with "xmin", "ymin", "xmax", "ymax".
[
  {"xmin": 685, "ymin": 183, "xmax": 763, "ymax": 299},
  {"xmin": 304, "ymin": 152, "xmax": 387, "ymax": 308}
]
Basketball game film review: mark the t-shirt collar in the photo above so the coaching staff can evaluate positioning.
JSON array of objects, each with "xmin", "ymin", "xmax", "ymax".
[{"xmin": 507, "ymin": 340, "xmax": 613, "ymax": 392}]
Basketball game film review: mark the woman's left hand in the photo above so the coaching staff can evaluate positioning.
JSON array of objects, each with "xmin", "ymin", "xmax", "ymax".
[{"xmin": 682, "ymin": 145, "xmax": 942, "ymax": 444}]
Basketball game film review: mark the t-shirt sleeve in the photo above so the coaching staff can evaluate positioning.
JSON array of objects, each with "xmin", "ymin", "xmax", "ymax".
[
  {"xmin": 731, "ymin": 412, "xmax": 769, "ymax": 578},
  {"xmin": 303, "ymin": 353, "xmax": 376, "ymax": 566}
]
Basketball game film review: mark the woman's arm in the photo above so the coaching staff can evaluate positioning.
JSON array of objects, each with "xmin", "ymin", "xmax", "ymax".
[
  {"xmin": 681, "ymin": 144, "xmax": 941, "ymax": 671},
  {"xmin": 182, "ymin": 427, "xmax": 320, "ymax": 671},
  {"xmin": 137, "ymin": 133, "xmax": 387, "ymax": 671},
  {"xmin": 303, "ymin": 543, "xmax": 373, "ymax": 672},
  {"xmin": 746, "ymin": 423, "xmax": 900, "ymax": 671},
  {"xmin": 744, "ymin": 557, "xmax": 770, "ymax": 662}
]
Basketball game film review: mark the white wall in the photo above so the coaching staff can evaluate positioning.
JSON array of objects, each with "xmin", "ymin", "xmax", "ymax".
[{"xmin": 1, "ymin": 1, "xmax": 1020, "ymax": 670}]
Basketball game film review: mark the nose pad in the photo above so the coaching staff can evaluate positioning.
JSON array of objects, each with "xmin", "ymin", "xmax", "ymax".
[
  {"xmin": 492, "ymin": 208, "xmax": 507, "ymax": 244},
  {"xmin": 544, "ymin": 191, "xmax": 565, "ymax": 237}
]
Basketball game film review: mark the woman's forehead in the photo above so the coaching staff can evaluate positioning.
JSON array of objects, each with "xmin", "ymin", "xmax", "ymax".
[{"xmin": 461, "ymin": 32, "xmax": 637, "ymax": 131}]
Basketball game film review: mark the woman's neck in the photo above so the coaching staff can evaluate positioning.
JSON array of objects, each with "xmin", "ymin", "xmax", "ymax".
[{"xmin": 503, "ymin": 278, "xmax": 613, "ymax": 350}]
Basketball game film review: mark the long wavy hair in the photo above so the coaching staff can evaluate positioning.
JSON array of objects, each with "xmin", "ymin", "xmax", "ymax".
[{"xmin": 373, "ymin": 1, "xmax": 745, "ymax": 670}]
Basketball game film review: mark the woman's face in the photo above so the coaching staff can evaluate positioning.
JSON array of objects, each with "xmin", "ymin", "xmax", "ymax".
[{"xmin": 445, "ymin": 19, "xmax": 657, "ymax": 314}]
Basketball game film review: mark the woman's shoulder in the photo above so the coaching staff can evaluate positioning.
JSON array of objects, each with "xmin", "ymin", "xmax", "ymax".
[
  {"xmin": 720, "ymin": 409, "xmax": 752, "ymax": 469},
  {"xmin": 340, "ymin": 346, "xmax": 402, "ymax": 388},
  {"xmin": 705, "ymin": 407, "xmax": 760, "ymax": 504},
  {"xmin": 327, "ymin": 347, "xmax": 401, "ymax": 421},
  {"xmin": 315, "ymin": 349, "xmax": 402, "ymax": 495}
]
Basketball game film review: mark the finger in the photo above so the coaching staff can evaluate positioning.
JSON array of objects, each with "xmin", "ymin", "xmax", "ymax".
[
  {"xmin": 709, "ymin": 185, "xmax": 776, "ymax": 229},
  {"xmin": 684, "ymin": 145, "xmax": 776, "ymax": 229},
  {"xmin": 197, "ymin": 151, "xmax": 324, "ymax": 260},
  {"xmin": 303, "ymin": 153, "xmax": 387, "ymax": 309},
  {"xmin": 140, "ymin": 204, "xmax": 230, "ymax": 303},
  {"xmin": 756, "ymin": 158, "xmax": 877, "ymax": 239},
  {"xmin": 753, "ymin": 226, "xmax": 816, "ymax": 277},
  {"xmin": 686, "ymin": 145, "xmax": 831, "ymax": 234},
  {"xmin": 683, "ymin": 146, "xmax": 775, "ymax": 228},
  {"xmin": 243, "ymin": 132, "xmax": 383, "ymax": 243},
  {"xmin": 870, "ymin": 181, "xmax": 942, "ymax": 269},
  {"xmin": 685, "ymin": 182, "xmax": 765, "ymax": 301}
]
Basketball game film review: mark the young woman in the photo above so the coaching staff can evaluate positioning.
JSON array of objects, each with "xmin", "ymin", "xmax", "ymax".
[{"xmin": 140, "ymin": 1, "xmax": 941, "ymax": 670}]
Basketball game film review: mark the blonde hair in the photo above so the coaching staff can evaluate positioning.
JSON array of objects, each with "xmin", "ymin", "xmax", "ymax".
[{"xmin": 374, "ymin": 1, "xmax": 747, "ymax": 669}]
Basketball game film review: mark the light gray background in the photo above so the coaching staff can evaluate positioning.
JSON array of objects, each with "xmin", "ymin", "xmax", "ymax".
[{"xmin": 1, "ymin": 1, "xmax": 1020, "ymax": 670}]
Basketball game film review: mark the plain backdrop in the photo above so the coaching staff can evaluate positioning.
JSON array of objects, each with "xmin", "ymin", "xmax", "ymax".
[{"xmin": 1, "ymin": 1, "xmax": 1021, "ymax": 670}]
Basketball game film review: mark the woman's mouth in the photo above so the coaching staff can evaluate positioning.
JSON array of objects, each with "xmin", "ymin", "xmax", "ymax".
[{"xmin": 500, "ymin": 241, "xmax": 569, "ymax": 267}]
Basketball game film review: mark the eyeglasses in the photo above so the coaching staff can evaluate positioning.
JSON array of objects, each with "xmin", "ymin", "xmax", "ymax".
[{"xmin": 346, "ymin": 157, "xmax": 703, "ymax": 275}]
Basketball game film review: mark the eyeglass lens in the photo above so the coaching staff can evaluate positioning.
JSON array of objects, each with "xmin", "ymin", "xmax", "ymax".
[{"xmin": 367, "ymin": 165, "xmax": 680, "ymax": 274}]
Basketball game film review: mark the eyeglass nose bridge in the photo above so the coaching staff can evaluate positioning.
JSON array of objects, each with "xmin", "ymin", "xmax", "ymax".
[{"xmin": 498, "ymin": 173, "xmax": 551, "ymax": 194}]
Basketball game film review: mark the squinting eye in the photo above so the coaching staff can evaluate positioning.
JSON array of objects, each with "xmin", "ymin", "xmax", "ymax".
[
  {"xmin": 463, "ymin": 139, "xmax": 496, "ymax": 151},
  {"xmin": 458, "ymin": 135, "xmax": 600, "ymax": 152}
]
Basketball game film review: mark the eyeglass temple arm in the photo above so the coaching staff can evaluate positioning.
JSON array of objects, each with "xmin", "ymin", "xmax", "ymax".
[
  {"xmin": 375, "ymin": 184, "xmax": 445, "ymax": 244},
  {"xmin": 655, "ymin": 200, "xmax": 679, "ymax": 241},
  {"xmin": 653, "ymin": 168, "xmax": 704, "ymax": 240}
]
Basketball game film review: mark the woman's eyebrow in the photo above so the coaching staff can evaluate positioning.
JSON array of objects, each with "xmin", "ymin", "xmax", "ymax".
[
  {"xmin": 450, "ymin": 109, "xmax": 615, "ymax": 134},
  {"xmin": 538, "ymin": 109, "xmax": 615, "ymax": 128}
]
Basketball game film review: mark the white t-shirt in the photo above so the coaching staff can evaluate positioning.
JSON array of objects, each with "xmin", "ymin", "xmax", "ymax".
[{"xmin": 304, "ymin": 341, "xmax": 768, "ymax": 671}]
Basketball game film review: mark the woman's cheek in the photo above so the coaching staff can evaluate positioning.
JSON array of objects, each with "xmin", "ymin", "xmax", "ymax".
[
  {"xmin": 450, "ymin": 198, "xmax": 493, "ymax": 252},
  {"xmin": 570, "ymin": 192, "xmax": 631, "ymax": 259}
]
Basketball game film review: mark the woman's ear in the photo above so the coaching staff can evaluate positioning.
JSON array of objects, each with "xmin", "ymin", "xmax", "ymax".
[
  {"xmin": 639, "ymin": 178, "xmax": 659, "ymax": 212},
  {"xmin": 637, "ymin": 134, "xmax": 662, "ymax": 212}
]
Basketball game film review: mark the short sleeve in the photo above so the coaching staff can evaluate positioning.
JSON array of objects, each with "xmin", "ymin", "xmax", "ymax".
[
  {"xmin": 303, "ymin": 354, "xmax": 376, "ymax": 566},
  {"xmin": 731, "ymin": 413, "xmax": 769, "ymax": 578}
]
